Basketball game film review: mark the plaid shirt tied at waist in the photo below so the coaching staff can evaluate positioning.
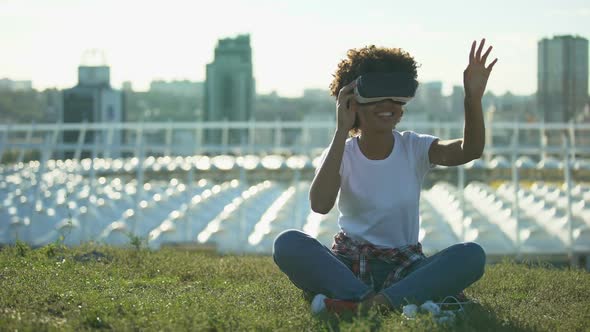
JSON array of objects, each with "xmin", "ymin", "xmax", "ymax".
[{"xmin": 331, "ymin": 231, "xmax": 427, "ymax": 290}]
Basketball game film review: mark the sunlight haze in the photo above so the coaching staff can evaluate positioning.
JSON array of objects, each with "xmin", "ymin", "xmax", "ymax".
[{"xmin": 0, "ymin": 0, "xmax": 588, "ymax": 96}]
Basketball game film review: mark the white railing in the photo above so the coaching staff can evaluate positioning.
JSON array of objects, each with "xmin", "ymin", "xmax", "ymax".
[{"xmin": 1, "ymin": 120, "xmax": 589, "ymax": 161}]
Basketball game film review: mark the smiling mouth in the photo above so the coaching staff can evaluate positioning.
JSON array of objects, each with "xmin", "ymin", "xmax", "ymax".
[{"xmin": 376, "ymin": 112, "xmax": 394, "ymax": 119}]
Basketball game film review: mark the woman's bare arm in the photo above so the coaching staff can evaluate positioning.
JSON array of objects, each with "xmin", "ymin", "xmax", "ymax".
[
  {"xmin": 429, "ymin": 38, "xmax": 498, "ymax": 166},
  {"xmin": 309, "ymin": 82, "xmax": 357, "ymax": 214},
  {"xmin": 309, "ymin": 129, "xmax": 349, "ymax": 214}
]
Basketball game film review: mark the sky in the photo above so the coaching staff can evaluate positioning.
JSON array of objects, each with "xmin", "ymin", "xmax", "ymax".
[{"xmin": 0, "ymin": 0, "xmax": 588, "ymax": 97}]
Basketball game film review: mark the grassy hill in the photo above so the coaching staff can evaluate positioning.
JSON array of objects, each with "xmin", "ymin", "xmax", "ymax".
[{"xmin": 0, "ymin": 242, "xmax": 588, "ymax": 331}]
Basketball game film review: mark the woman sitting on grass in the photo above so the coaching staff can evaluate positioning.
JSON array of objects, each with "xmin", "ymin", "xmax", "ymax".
[{"xmin": 273, "ymin": 39, "xmax": 498, "ymax": 316}]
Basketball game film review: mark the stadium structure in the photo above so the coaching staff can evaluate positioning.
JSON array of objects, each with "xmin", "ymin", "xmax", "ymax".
[{"xmin": 0, "ymin": 121, "xmax": 588, "ymax": 268}]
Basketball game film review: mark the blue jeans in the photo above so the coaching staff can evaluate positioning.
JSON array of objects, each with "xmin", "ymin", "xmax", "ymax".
[{"xmin": 272, "ymin": 229, "xmax": 486, "ymax": 308}]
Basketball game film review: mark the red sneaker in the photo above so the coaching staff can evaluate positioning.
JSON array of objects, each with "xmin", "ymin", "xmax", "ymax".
[
  {"xmin": 325, "ymin": 297, "xmax": 360, "ymax": 314},
  {"xmin": 311, "ymin": 294, "xmax": 359, "ymax": 315}
]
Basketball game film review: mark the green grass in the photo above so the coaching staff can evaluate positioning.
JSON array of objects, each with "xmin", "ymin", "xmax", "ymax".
[{"xmin": 0, "ymin": 243, "xmax": 588, "ymax": 331}]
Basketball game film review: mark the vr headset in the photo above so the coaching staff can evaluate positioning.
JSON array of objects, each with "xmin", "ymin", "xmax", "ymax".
[{"xmin": 353, "ymin": 72, "xmax": 418, "ymax": 105}]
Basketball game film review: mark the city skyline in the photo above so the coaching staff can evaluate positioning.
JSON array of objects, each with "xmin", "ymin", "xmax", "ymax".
[{"xmin": 1, "ymin": 0, "xmax": 589, "ymax": 97}]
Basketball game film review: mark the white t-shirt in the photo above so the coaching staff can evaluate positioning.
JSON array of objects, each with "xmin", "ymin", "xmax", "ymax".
[{"xmin": 315, "ymin": 130, "xmax": 438, "ymax": 249}]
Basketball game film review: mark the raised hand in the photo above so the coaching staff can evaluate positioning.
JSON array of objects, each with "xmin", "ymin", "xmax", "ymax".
[
  {"xmin": 336, "ymin": 81, "xmax": 357, "ymax": 132},
  {"xmin": 463, "ymin": 38, "xmax": 498, "ymax": 100}
]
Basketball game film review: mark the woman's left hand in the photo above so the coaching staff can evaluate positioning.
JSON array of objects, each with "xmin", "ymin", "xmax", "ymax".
[{"xmin": 463, "ymin": 38, "xmax": 498, "ymax": 100}]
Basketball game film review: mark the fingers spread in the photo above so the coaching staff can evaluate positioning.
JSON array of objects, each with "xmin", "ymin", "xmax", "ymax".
[
  {"xmin": 475, "ymin": 38, "xmax": 485, "ymax": 62},
  {"xmin": 481, "ymin": 46, "xmax": 493, "ymax": 63},
  {"xmin": 469, "ymin": 41, "xmax": 476, "ymax": 64},
  {"xmin": 486, "ymin": 58, "xmax": 498, "ymax": 71}
]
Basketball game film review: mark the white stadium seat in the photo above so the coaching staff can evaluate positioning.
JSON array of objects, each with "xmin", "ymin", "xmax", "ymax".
[{"xmin": 0, "ymin": 154, "xmax": 587, "ymax": 258}]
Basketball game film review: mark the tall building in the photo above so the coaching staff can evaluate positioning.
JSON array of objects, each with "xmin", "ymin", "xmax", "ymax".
[
  {"xmin": 537, "ymin": 35, "xmax": 589, "ymax": 123},
  {"xmin": 62, "ymin": 52, "xmax": 125, "ymax": 158},
  {"xmin": 204, "ymin": 34, "xmax": 255, "ymax": 145}
]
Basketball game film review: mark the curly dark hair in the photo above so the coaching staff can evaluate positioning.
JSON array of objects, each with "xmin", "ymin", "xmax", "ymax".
[{"xmin": 329, "ymin": 45, "xmax": 420, "ymax": 136}]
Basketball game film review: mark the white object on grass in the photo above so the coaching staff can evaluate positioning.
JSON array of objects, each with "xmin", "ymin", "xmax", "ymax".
[
  {"xmin": 402, "ymin": 298, "xmax": 465, "ymax": 324},
  {"xmin": 311, "ymin": 294, "xmax": 327, "ymax": 315},
  {"xmin": 420, "ymin": 300, "xmax": 441, "ymax": 315},
  {"xmin": 436, "ymin": 314, "xmax": 454, "ymax": 324},
  {"xmin": 402, "ymin": 304, "xmax": 418, "ymax": 318}
]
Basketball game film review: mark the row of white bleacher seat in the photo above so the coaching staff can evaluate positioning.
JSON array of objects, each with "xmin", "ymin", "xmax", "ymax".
[{"xmin": 0, "ymin": 158, "xmax": 588, "ymax": 255}]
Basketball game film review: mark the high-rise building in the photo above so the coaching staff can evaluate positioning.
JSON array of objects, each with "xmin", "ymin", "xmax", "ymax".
[
  {"xmin": 537, "ymin": 35, "xmax": 589, "ymax": 123},
  {"xmin": 62, "ymin": 51, "xmax": 125, "ymax": 158},
  {"xmin": 205, "ymin": 35, "xmax": 255, "ymax": 122},
  {"xmin": 204, "ymin": 34, "xmax": 255, "ymax": 145}
]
